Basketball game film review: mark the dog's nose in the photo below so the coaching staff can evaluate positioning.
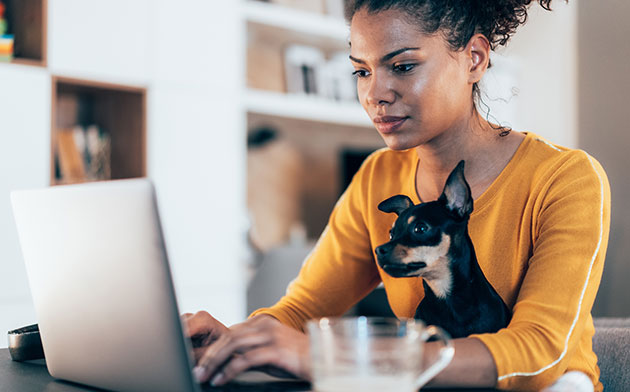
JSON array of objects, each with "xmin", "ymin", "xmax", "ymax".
[{"xmin": 375, "ymin": 245, "xmax": 388, "ymax": 257}]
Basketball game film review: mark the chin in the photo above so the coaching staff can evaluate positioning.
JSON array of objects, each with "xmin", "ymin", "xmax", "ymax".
[{"xmin": 382, "ymin": 138, "xmax": 418, "ymax": 151}]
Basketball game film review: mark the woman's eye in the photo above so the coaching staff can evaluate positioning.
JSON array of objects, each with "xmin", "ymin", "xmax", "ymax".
[
  {"xmin": 393, "ymin": 64, "xmax": 416, "ymax": 74},
  {"xmin": 352, "ymin": 69, "xmax": 370, "ymax": 78},
  {"xmin": 414, "ymin": 223, "xmax": 428, "ymax": 234}
]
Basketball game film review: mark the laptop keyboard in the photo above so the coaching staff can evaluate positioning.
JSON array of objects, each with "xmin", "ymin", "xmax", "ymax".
[{"xmin": 201, "ymin": 380, "xmax": 311, "ymax": 391}]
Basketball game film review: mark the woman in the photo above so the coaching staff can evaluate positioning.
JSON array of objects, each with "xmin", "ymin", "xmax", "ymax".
[{"xmin": 187, "ymin": 1, "xmax": 610, "ymax": 390}]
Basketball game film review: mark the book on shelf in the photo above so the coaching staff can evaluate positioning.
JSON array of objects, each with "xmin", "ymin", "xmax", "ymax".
[
  {"xmin": 0, "ymin": 0, "xmax": 12, "ymax": 62},
  {"xmin": 56, "ymin": 127, "xmax": 86, "ymax": 183},
  {"xmin": 55, "ymin": 125, "xmax": 111, "ymax": 184},
  {"xmin": 0, "ymin": 34, "xmax": 13, "ymax": 62}
]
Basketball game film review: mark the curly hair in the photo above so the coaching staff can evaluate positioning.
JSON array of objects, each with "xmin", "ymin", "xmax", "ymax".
[
  {"xmin": 344, "ymin": 0, "xmax": 557, "ymax": 51},
  {"xmin": 345, "ymin": 1, "xmax": 564, "ymax": 136}
]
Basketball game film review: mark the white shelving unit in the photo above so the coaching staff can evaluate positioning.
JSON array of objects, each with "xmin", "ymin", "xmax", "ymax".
[
  {"xmin": 245, "ymin": 88, "xmax": 371, "ymax": 127},
  {"xmin": 242, "ymin": 0, "xmax": 370, "ymax": 128},
  {"xmin": 243, "ymin": 1, "xmax": 349, "ymax": 42}
]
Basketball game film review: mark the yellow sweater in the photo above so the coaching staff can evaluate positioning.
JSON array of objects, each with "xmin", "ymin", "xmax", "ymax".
[{"xmin": 251, "ymin": 132, "xmax": 610, "ymax": 391}]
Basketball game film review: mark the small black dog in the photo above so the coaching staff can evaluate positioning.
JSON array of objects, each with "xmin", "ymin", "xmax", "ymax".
[{"xmin": 374, "ymin": 161, "xmax": 511, "ymax": 338}]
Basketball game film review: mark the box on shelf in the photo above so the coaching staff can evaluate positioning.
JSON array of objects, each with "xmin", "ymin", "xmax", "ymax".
[
  {"xmin": 324, "ymin": 0, "xmax": 345, "ymax": 18},
  {"xmin": 283, "ymin": 44, "xmax": 357, "ymax": 102},
  {"xmin": 247, "ymin": 126, "xmax": 305, "ymax": 252},
  {"xmin": 319, "ymin": 51, "xmax": 357, "ymax": 102},
  {"xmin": 0, "ymin": 34, "xmax": 13, "ymax": 62},
  {"xmin": 269, "ymin": 0, "xmax": 326, "ymax": 14},
  {"xmin": 247, "ymin": 41, "xmax": 285, "ymax": 92},
  {"xmin": 0, "ymin": 0, "xmax": 8, "ymax": 36},
  {"xmin": 284, "ymin": 44, "xmax": 325, "ymax": 95}
]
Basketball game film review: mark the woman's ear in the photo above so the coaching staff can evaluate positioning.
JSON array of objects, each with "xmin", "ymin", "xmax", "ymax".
[{"xmin": 467, "ymin": 34, "xmax": 491, "ymax": 84}]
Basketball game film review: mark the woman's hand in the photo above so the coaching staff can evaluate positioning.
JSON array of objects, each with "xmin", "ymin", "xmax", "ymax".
[
  {"xmin": 192, "ymin": 314, "xmax": 311, "ymax": 386},
  {"xmin": 182, "ymin": 311, "xmax": 230, "ymax": 362}
]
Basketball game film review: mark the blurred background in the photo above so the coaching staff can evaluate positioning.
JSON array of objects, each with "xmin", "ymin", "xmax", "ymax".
[{"xmin": 0, "ymin": 0, "xmax": 627, "ymax": 346}]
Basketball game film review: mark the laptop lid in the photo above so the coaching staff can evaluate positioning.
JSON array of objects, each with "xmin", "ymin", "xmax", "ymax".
[{"xmin": 11, "ymin": 179, "xmax": 200, "ymax": 392}]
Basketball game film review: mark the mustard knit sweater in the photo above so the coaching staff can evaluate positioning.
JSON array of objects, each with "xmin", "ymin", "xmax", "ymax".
[{"xmin": 251, "ymin": 132, "xmax": 610, "ymax": 391}]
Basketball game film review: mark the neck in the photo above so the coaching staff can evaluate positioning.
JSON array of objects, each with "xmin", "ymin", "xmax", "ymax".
[
  {"xmin": 414, "ymin": 114, "xmax": 522, "ymax": 201},
  {"xmin": 424, "ymin": 230, "xmax": 476, "ymax": 301}
]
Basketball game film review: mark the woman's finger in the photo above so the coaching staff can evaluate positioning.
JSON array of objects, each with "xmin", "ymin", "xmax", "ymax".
[
  {"xmin": 184, "ymin": 311, "xmax": 226, "ymax": 338},
  {"xmin": 194, "ymin": 329, "xmax": 273, "ymax": 382},
  {"xmin": 192, "ymin": 328, "xmax": 263, "ymax": 362},
  {"xmin": 210, "ymin": 347, "xmax": 291, "ymax": 386}
]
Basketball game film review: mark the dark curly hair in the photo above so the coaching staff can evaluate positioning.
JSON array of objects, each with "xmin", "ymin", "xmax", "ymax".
[{"xmin": 345, "ymin": 0, "xmax": 564, "ymax": 136}]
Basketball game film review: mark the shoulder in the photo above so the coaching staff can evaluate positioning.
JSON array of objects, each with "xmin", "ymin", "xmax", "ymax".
[
  {"xmin": 518, "ymin": 133, "xmax": 610, "ymax": 206},
  {"xmin": 519, "ymin": 133, "xmax": 608, "ymax": 188}
]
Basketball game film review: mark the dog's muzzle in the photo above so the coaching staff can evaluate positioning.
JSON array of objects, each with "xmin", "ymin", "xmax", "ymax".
[{"xmin": 375, "ymin": 242, "xmax": 427, "ymax": 277}]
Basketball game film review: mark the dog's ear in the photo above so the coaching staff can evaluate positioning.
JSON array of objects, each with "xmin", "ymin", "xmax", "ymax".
[
  {"xmin": 378, "ymin": 195, "xmax": 413, "ymax": 216},
  {"xmin": 439, "ymin": 160, "xmax": 473, "ymax": 219}
]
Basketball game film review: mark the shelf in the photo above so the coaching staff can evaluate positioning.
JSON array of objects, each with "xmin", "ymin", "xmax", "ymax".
[
  {"xmin": 51, "ymin": 76, "xmax": 146, "ymax": 185},
  {"xmin": 243, "ymin": 1, "xmax": 348, "ymax": 41},
  {"xmin": 3, "ymin": 0, "xmax": 46, "ymax": 66},
  {"xmin": 245, "ymin": 89, "xmax": 371, "ymax": 127}
]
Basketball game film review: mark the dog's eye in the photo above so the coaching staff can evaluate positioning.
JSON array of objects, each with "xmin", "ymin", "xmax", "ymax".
[
  {"xmin": 389, "ymin": 230, "xmax": 393, "ymax": 240},
  {"xmin": 414, "ymin": 223, "xmax": 429, "ymax": 234}
]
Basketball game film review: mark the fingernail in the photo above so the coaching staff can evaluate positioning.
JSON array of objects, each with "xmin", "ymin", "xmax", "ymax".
[
  {"xmin": 193, "ymin": 366, "xmax": 207, "ymax": 382},
  {"xmin": 210, "ymin": 372, "xmax": 224, "ymax": 386}
]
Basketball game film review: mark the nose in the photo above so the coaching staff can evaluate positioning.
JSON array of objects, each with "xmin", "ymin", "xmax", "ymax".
[
  {"xmin": 375, "ymin": 244, "xmax": 389, "ymax": 257},
  {"xmin": 364, "ymin": 73, "xmax": 396, "ymax": 108}
]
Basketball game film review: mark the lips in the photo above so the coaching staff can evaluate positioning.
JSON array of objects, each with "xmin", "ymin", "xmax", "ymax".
[
  {"xmin": 380, "ymin": 261, "xmax": 427, "ymax": 277},
  {"xmin": 373, "ymin": 116, "xmax": 408, "ymax": 134}
]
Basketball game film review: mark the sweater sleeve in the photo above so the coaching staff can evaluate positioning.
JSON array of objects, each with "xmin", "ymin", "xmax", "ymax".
[
  {"xmin": 470, "ymin": 152, "xmax": 611, "ymax": 391},
  {"xmin": 249, "ymin": 155, "xmax": 382, "ymax": 331}
]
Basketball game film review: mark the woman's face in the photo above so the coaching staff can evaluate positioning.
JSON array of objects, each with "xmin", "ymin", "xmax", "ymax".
[{"xmin": 350, "ymin": 8, "xmax": 476, "ymax": 151}]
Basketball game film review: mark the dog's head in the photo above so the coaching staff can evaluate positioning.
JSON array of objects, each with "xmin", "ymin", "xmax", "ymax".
[{"xmin": 374, "ymin": 161, "xmax": 473, "ymax": 280}]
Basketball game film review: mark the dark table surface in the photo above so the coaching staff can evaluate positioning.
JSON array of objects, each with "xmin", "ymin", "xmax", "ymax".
[{"xmin": 0, "ymin": 348, "xmax": 498, "ymax": 392}]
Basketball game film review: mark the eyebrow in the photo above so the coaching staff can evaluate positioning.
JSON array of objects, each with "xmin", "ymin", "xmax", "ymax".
[{"xmin": 349, "ymin": 47, "xmax": 421, "ymax": 64}]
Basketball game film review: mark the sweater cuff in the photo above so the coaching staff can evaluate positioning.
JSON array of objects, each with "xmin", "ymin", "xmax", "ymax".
[{"xmin": 248, "ymin": 307, "xmax": 305, "ymax": 332}]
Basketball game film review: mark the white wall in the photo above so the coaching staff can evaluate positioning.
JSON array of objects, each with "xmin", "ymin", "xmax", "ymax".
[
  {"xmin": 483, "ymin": 2, "xmax": 577, "ymax": 148},
  {"xmin": 0, "ymin": 64, "xmax": 50, "ymax": 339},
  {"xmin": 578, "ymin": 0, "xmax": 630, "ymax": 317},
  {"xmin": 0, "ymin": 0, "xmax": 247, "ymax": 347},
  {"xmin": 146, "ymin": 0, "xmax": 247, "ymax": 325}
]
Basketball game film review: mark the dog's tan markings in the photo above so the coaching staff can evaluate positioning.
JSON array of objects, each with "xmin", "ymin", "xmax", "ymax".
[
  {"xmin": 392, "ymin": 244, "xmax": 409, "ymax": 258},
  {"xmin": 407, "ymin": 216, "xmax": 415, "ymax": 225},
  {"xmin": 402, "ymin": 234, "xmax": 452, "ymax": 299}
]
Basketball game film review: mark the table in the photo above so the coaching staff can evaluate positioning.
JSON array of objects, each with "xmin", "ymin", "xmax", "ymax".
[{"xmin": 0, "ymin": 348, "xmax": 498, "ymax": 391}]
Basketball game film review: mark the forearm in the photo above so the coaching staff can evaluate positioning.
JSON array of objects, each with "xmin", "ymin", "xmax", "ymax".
[{"xmin": 425, "ymin": 337, "xmax": 497, "ymax": 388}]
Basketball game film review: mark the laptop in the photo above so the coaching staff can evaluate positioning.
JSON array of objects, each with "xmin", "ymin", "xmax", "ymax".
[{"xmin": 11, "ymin": 179, "xmax": 203, "ymax": 392}]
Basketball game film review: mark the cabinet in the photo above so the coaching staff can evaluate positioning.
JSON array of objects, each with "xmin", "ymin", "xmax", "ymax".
[
  {"xmin": 2, "ymin": 0, "xmax": 46, "ymax": 66},
  {"xmin": 51, "ymin": 77, "xmax": 146, "ymax": 185}
]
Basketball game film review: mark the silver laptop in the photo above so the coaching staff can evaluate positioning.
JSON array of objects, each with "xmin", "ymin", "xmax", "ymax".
[{"xmin": 11, "ymin": 179, "xmax": 201, "ymax": 392}]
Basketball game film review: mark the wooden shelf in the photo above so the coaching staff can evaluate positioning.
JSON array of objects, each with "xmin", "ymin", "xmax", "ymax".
[
  {"xmin": 51, "ymin": 76, "xmax": 146, "ymax": 185},
  {"xmin": 245, "ymin": 89, "xmax": 371, "ymax": 127},
  {"xmin": 4, "ymin": 0, "xmax": 46, "ymax": 66}
]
